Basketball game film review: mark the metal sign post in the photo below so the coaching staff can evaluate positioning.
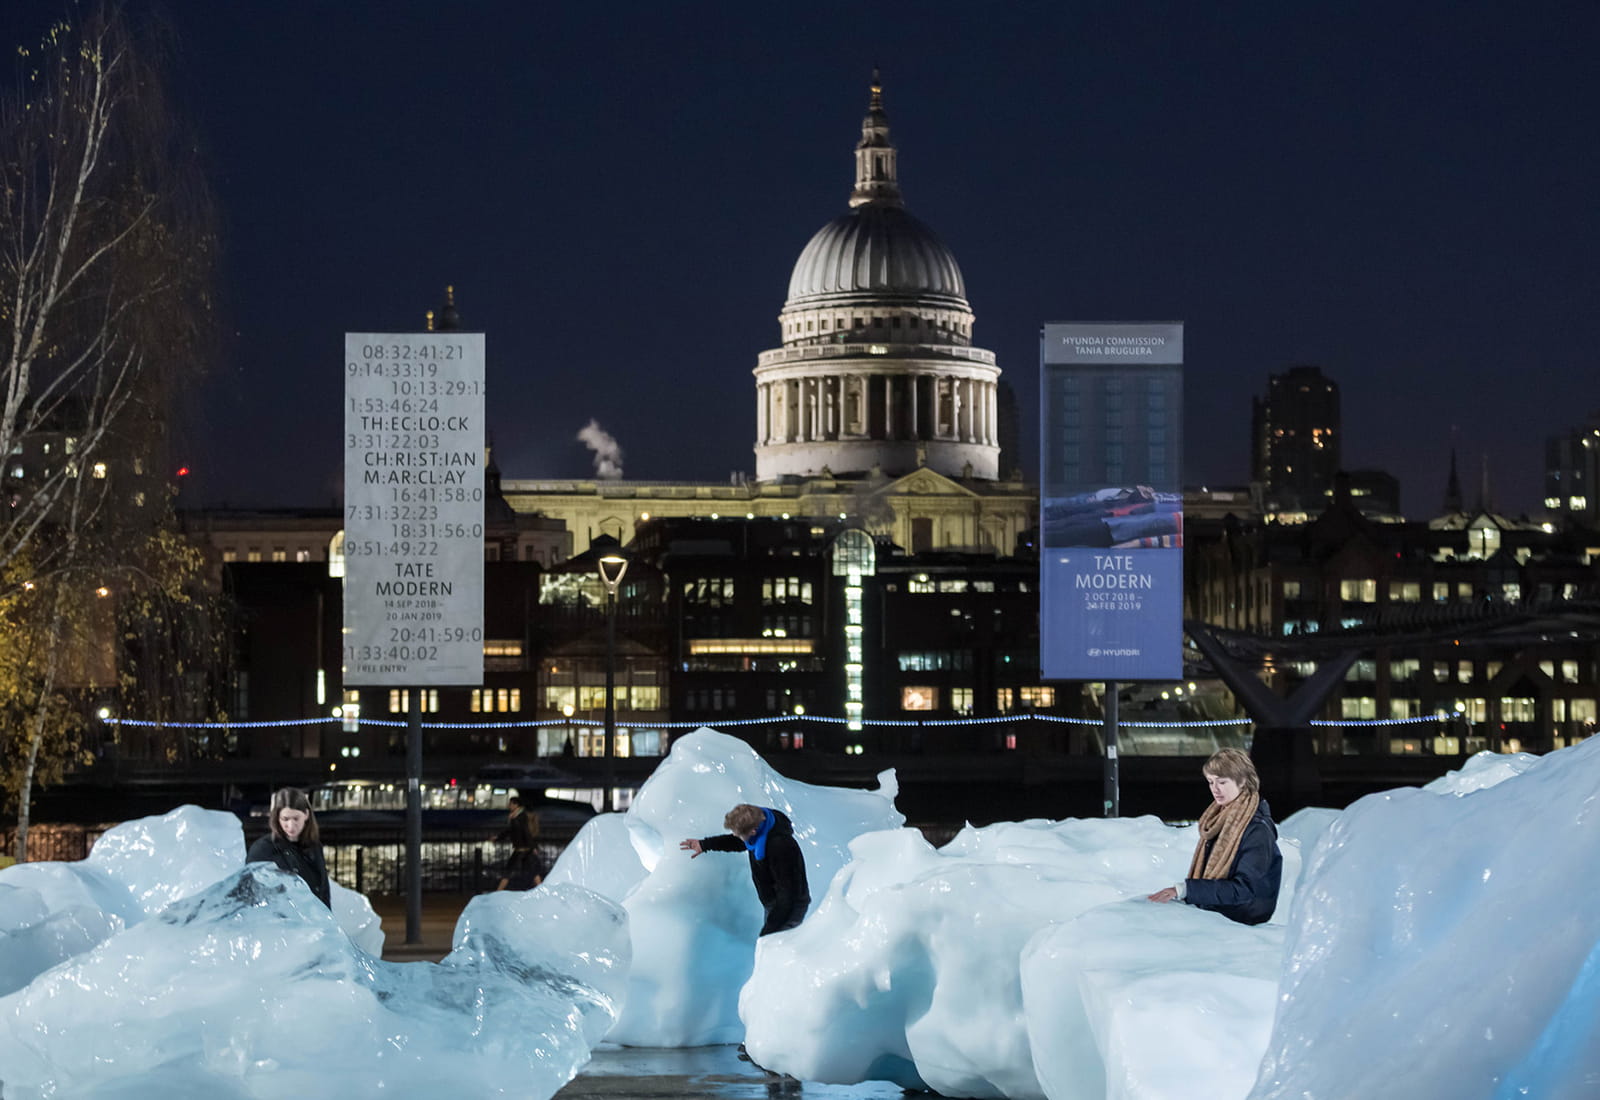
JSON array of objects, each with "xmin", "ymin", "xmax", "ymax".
[{"xmin": 1103, "ymin": 680, "xmax": 1120, "ymax": 817}]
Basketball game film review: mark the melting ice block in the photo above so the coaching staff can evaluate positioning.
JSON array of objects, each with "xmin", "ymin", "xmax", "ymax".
[
  {"xmin": 0, "ymin": 804, "xmax": 386, "ymax": 975},
  {"xmin": 741, "ymin": 815, "xmax": 1296, "ymax": 1099},
  {"xmin": 0, "ymin": 867, "xmax": 628, "ymax": 1099},
  {"xmin": 1250, "ymin": 737, "xmax": 1600, "ymax": 1099},
  {"xmin": 1022, "ymin": 902, "xmax": 1283, "ymax": 1100},
  {"xmin": 545, "ymin": 727, "xmax": 904, "ymax": 1046}
]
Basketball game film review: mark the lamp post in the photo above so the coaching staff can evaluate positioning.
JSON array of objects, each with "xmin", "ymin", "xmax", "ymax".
[{"xmin": 597, "ymin": 553, "xmax": 629, "ymax": 813}]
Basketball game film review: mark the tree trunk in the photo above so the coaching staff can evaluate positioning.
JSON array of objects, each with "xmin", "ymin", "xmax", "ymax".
[{"xmin": 15, "ymin": 581, "xmax": 69, "ymax": 862}]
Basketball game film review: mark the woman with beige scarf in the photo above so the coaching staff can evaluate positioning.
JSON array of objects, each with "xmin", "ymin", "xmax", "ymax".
[{"xmin": 1146, "ymin": 748, "xmax": 1283, "ymax": 925}]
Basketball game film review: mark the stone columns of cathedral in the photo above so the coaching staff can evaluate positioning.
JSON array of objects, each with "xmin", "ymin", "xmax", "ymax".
[{"xmin": 756, "ymin": 373, "xmax": 997, "ymax": 448}]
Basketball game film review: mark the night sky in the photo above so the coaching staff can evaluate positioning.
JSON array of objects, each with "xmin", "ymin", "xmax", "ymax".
[{"xmin": 9, "ymin": 2, "xmax": 1597, "ymax": 517}]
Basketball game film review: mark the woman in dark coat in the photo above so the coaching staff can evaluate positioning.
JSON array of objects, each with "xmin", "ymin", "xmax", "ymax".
[
  {"xmin": 247, "ymin": 786, "xmax": 332, "ymax": 909},
  {"xmin": 1147, "ymin": 748, "xmax": 1282, "ymax": 926},
  {"xmin": 679, "ymin": 803, "xmax": 810, "ymax": 935},
  {"xmin": 495, "ymin": 795, "xmax": 544, "ymax": 891}
]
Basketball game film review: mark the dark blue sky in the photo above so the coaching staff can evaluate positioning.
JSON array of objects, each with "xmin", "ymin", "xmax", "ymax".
[{"xmin": 11, "ymin": 2, "xmax": 1597, "ymax": 516}]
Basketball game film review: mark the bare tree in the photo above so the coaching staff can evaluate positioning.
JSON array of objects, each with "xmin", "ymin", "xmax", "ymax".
[{"xmin": 0, "ymin": 3, "xmax": 217, "ymax": 858}]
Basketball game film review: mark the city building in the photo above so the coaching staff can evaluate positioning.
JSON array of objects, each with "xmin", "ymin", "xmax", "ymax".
[
  {"xmin": 1187, "ymin": 483, "xmax": 1600, "ymax": 756},
  {"xmin": 1545, "ymin": 413, "xmax": 1600, "ymax": 530},
  {"xmin": 1250, "ymin": 365, "xmax": 1341, "ymax": 520}
]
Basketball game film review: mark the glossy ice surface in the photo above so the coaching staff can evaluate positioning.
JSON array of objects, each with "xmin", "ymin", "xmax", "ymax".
[
  {"xmin": 0, "ymin": 869, "xmax": 628, "ymax": 1098},
  {"xmin": 545, "ymin": 728, "xmax": 904, "ymax": 1046}
]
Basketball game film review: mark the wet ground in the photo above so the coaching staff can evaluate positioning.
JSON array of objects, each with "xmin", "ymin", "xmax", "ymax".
[{"xmin": 554, "ymin": 1045, "xmax": 910, "ymax": 1099}]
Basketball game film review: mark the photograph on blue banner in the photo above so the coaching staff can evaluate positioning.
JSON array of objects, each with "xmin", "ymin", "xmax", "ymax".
[{"xmin": 1041, "ymin": 486, "xmax": 1183, "ymax": 549}]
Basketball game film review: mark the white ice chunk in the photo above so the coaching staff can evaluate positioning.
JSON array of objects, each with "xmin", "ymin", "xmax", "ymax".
[
  {"xmin": 330, "ymin": 880, "xmax": 385, "ymax": 956},
  {"xmin": 546, "ymin": 728, "xmax": 904, "ymax": 1047},
  {"xmin": 0, "ymin": 883, "xmax": 48, "ymax": 934},
  {"xmin": 544, "ymin": 811, "xmax": 647, "ymax": 897},
  {"xmin": 1023, "ymin": 901, "xmax": 1283, "ymax": 1100},
  {"xmin": 0, "ymin": 901, "xmax": 121, "ymax": 997},
  {"xmin": 0, "ymin": 866, "xmax": 628, "ymax": 1099},
  {"xmin": 1276, "ymin": 806, "xmax": 1340, "ymax": 858},
  {"xmin": 743, "ymin": 816, "xmax": 1210, "ymax": 1098},
  {"xmin": 1422, "ymin": 747, "xmax": 1541, "ymax": 795},
  {"xmin": 1250, "ymin": 737, "xmax": 1600, "ymax": 1098},
  {"xmin": 85, "ymin": 804, "xmax": 246, "ymax": 917},
  {"xmin": 2, "ymin": 806, "xmax": 383, "ymax": 966},
  {"xmin": 0, "ymin": 857, "xmax": 138, "ymax": 923}
]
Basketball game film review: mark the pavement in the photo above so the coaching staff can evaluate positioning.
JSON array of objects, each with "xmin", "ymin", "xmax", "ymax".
[
  {"xmin": 554, "ymin": 1046, "xmax": 908, "ymax": 1099},
  {"xmin": 371, "ymin": 892, "xmax": 472, "ymax": 961}
]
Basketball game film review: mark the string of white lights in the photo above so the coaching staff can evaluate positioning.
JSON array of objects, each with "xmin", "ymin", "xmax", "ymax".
[{"xmin": 105, "ymin": 712, "xmax": 1456, "ymax": 731}]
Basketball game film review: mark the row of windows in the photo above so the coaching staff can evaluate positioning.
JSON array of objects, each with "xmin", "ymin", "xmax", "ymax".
[
  {"xmin": 1291, "ymin": 579, "xmax": 1584, "ymax": 604},
  {"xmin": 897, "ymin": 650, "xmax": 975, "ymax": 672},
  {"xmin": 785, "ymin": 313, "xmax": 970, "ymax": 337},
  {"xmin": 1343, "ymin": 658, "xmax": 1589, "ymax": 684},
  {"xmin": 681, "ymin": 577, "xmax": 818, "ymax": 607},
  {"xmin": 223, "ymin": 548, "xmax": 315, "ymax": 563},
  {"xmin": 543, "ymin": 685, "xmax": 662, "ymax": 711},
  {"xmin": 381, "ymin": 688, "xmax": 525, "ymax": 714},
  {"xmin": 1338, "ymin": 697, "xmax": 1598, "ymax": 722},
  {"xmin": 904, "ymin": 576, "xmax": 1001, "ymax": 594},
  {"xmin": 902, "ymin": 685, "xmax": 1056, "ymax": 713},
  {"xmin": 763, "ymin": 577, "xmax": 814, "ymax": 604}
]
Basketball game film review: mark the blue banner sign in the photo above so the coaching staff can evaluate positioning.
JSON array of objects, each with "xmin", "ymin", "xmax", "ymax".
[{"xmin": 1039, "ymin": 322, "xmax": 1184, "ymax": 681}]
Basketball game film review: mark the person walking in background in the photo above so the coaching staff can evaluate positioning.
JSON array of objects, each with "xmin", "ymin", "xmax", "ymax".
[
  {"xmin": 247, "ymin": 786, "xmax": 331, "ymax": 909},
  {"xmin": 1146, "ymin": 748, "xmax": 1283, "ymax": 925},
  {"xmin": 495, "ymin": 794, "xmax": 543, "ymax": 891},
  {"xmin": 680, "ymin": 803, "xmax": 810, "ymax": 935}
]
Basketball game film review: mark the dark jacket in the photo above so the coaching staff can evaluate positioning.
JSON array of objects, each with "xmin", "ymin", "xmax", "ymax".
[
  {"xmin": 495, "ymin": 809, "xmax": 543, "ymax": 890},
  {"xmin": 247, "ymin": 833, "xmax": 332, "ymax": 909},
  {"xmin": 1183, "ymin": 798, "xmax": 1282, "ymax": 926},
  {"xmin": 700, "ymin": 808, "xmax": 810, "ymax": 935}
]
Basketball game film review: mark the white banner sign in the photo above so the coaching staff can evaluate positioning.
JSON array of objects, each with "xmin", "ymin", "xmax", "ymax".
[{"xmin": 342, "ymin": 333, "xmax": 485, "ymax": 686}]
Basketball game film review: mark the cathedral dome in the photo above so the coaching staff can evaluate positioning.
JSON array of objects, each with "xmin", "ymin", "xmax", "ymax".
[{"xmin": 786, "ymin": 204, "xmax": 967, "ymax": 306}]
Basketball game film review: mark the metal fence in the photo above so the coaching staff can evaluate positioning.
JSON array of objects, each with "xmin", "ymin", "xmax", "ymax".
[
  {"xmin": 320, "ymin": 828, "xmax": 579, "ymax": 895},
  {"xmin": 0, "ymin": 822, "xmax": 584, "ymax": 895},
  {"xmin": 0, "ymin": 824, "xmax": 114, "ymax": 863}
]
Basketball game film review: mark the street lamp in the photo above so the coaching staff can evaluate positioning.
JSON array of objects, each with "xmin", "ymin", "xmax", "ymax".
[{"xmin": 597, "ymin": 552, "xmax": 629, "ymax": 812}]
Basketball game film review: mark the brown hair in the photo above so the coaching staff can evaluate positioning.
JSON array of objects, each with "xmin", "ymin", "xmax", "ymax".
[
  {"xmin": 1203, "ymin": 748, "xmax": 1260, "ymax": 795},
  {"xmin": 724, "ymin": 804, "xmax": 765, "ymax": 836},
  {"xmin": 268, "ymin": 787, "xmax": 320, "ymax": 845}
]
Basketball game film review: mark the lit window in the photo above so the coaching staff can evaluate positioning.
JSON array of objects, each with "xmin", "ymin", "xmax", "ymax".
[
  {"xmin": 1018, "ymin": 686, "xmax": 1056, "ymax": 707},
  {"xmin": 1340, "ymin": 697, "xmax": 1377, "ymax": 719},
  {"xmin": 1339, "ymin": 579, "xmax": 1377, "ymax": 602},
  {"xmin": 901, "ymin": 686, "xmax": 937, "ymax": 711},
  {"xmin": 951, "ymin": 688, "xmax": 974, "ymax": 715},
  {"xmin": 328, "ymin": 532, "xmax": 346, "ymax": 578},
  {"xmin": 92, "ymin": 462, "xmax": 107, "ymax": 479}
]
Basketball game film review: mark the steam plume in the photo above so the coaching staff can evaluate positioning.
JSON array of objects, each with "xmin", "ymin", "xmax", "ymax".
[{"xmin": 577, "ymin": 419, "xmax": 624, "ymax": 480}]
